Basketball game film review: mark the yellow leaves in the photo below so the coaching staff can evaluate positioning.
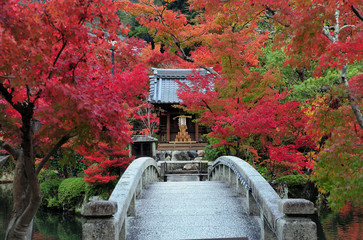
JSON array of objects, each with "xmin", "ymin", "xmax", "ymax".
[{"xmin": 304, "ymin": 95, "xmax": 328, "ymax": 116}]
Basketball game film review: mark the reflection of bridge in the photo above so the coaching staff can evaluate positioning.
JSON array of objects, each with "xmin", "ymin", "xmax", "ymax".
[{"xmin": 82, "ymin": 157, "xmax": 317, "ymax": 240}]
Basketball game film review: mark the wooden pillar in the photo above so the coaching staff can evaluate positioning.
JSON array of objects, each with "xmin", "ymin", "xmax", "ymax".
[
  {"xmin": 195, "ymin": 121, "xmax": 199, "ymax": 141},
  {"xmin": 166, "ymin": 113, "xmax": 170, "ymax": 142}
]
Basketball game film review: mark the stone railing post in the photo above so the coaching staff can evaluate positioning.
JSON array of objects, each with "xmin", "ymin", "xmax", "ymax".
[
  {"xmin": 82, "ymin": 201, "xmax": 119, "ymax": 240},
  {"xmin": 276, "ymin": 199, "xmax": 317, "ymax": 240}
]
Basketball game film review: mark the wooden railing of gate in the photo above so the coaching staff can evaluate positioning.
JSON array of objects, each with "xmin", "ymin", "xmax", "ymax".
[{"xmin": 158, "ymin": 160, "xmax": 209, "ymax": 181}]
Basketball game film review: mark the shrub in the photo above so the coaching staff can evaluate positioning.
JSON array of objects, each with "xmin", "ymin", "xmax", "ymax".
[
  {"xmin": 40, "ymin": 178, "xmax": 62, "ymax": 209},
  {"xmin": 275, "ymin": 174, "xmax": 309, "ymax": 198},
  {"xmin": 275, "ymin": 174, "xmax": 308, "ymax": 187},
  {"xmin": 38, "ymin": 169, "xmax": 60, "ymax": 183},
  {"xmin": 58, "ymin": 178, "xmax": 86, "ymax": 211},
  {"xmin": 85, "ymin": 180, "xmax": 117, "ymax": 200},
  {"xmin": 204, "ymin": 137, "xmax": 226, "ymax": 162}
]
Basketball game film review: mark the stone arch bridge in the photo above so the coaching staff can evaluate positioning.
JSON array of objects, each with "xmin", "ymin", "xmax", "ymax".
[{"xmin": 82, "ymin": 156, "xmax": 317, "ymax": 240}]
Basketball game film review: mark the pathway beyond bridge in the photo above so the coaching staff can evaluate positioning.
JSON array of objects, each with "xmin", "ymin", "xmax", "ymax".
[{"xmin": 127, "ymin": 181, "xmax": 260, "ymax": 240}]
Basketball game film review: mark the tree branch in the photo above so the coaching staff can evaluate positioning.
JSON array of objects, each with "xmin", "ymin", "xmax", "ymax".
[
  {"xmin": 26, "ymin": 85, "xmax": 32, "ymax": 103},
  {"xmin": 48, "ymin": 39, "xmax": 67, "ymax": 80},
  {"xmin": 322, "ymin": 26, "xmax": 336, "ymax": 42},
  {"xmin": 0, "ymin": 82, "xmax": 22, "ymax": 112},
  {"xmin": 200, "ymin": 65, "xmax": 222, "ymax": 78},
  {"xmin": 0, "ymin": 75, "xmax": 16, "ymax": 79},
  {"xmin": 35, "ymin": 134, "xmax": 74, "ymax": 175},
  {"xmin": 72, "ymin": 53, "xmax": 86, "ymax": 83},
  {"xmin": 351, "ymin": 6, "xmax": 363, "ymax": 22},
  {"xmin": 0, "ymin": 140, "xmax": 20, "ymax": 159},
  {"xmin": 174, "ymin": 51, "xmax": 195, "ymax": 62},
  {"xmin": 265, "ymin": 5, "xmax": 290, "ymax": 27},
  {"xmin": 341, "ymin": 64, "xmax": 363, "ymax": 129},
  {"xmin": 44, "ymin": 10, "xmax": 68, "ymax": 80},
  {"xmin": 202, "ymin": 99, "xmax": 213, "ymax": 113}
]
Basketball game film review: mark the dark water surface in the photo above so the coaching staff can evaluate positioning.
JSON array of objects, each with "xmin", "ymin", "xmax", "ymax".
[
  {"xmin": 1, "ymin": 183, "xmax": 362, "ymax": 240},
  {"xmin": 0, "ymin": 183, "xmax": 83, "ymax": 240}
]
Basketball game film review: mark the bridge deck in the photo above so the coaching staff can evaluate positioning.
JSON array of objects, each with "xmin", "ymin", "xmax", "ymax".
[{"xmin": 127, "ymin": 181, "xmax": 260, "ymax": 240}]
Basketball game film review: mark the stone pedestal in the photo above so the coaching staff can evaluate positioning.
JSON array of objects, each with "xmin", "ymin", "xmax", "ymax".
[{"xmin": 276, "ymin": 199, "xmax": 317, "ymax": 240}]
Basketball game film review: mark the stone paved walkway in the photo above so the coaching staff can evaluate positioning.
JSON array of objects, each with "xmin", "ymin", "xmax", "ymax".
[{"xmin": 127, "ymin": 181, "xmax": 260, "ymax": 240}]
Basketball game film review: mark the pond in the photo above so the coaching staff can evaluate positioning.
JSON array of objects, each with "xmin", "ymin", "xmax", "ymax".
[
  {"xmin": 0, "ymin": 183, "xmax": 83, "ymax": 240},
  {"xmin": 1, "ymin": 182, "xmax": 362, "ymax": 239}
]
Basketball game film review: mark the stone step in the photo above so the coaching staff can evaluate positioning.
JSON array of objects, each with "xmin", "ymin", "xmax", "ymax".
[{"xmin": 127, "ymin": 181, "xmax": 260, "ymax": 240}]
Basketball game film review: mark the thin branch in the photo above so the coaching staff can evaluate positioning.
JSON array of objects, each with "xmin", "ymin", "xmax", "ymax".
[
  {"xmin": 0, "ymin": 82, "xmax": 22, "ymax": 112},
  {"xmin": 340, "ymin": 25, "xmax": 355, "ymax": 31},
  {"xmin": 0, "ymin": 75, "xmax": 16, "ymax": 79},
  {"xmin": 48, "ymin": 39, "xmax": 67, "ymax": 80},
  {"xmin": 33, "ymin": 89, "xmax": 43, "ymax": 104},
  {"xmin": 239, "ymin": 8, "xmax": 266, "ymax": 31},
  {"xmin": 0, "ymin": 140, "xmax": 20, "ymax": 159},
  {"xmin": 351, "ymin": 6, "xmax": 363, "ymax": 22},
  {"xmin": 265, "ymin": 5, "xmax": 290, "ymax": 27},
  {"xmin": 44, "ymin": 9, "xmax": 68, "ymax": 80},
  {"xmin": 202, "ymin": 99, "xmax": 213, "ymax": 113},
  {"xmin": 72, "ymin": 53, "xmax": 86, "ymax": 83},
  {"xmin": 174, "ymin": 51, "xmax": 195, "ymax": 62},
  {"xmin": 35, "ymin": 134, "xmax": 74, "ymax": 175},
  {"xmin": 200, "ymin": 65, "xmax": 222, "ymax": 78}
]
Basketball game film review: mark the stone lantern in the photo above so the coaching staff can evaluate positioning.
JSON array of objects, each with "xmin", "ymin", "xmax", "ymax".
[{"xmin": 130, "ymin": 135, "xmax": 158, "ymax": 159}]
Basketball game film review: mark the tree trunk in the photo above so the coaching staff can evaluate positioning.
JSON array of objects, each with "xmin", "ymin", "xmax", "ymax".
[
  {"xmin": 5, "ymin": 108, "xmax": 42, "ymax": 240},
  {"xmin": 341, "ymin": 64, "xmax": 363, "ymax": 129}
]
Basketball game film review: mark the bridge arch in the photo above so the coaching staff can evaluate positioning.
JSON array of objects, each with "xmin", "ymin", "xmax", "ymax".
[
  {"xmin": 209, "ymin": 156, "xmax": 317, "ymax": 240},
  {"xmin": 82, "ymin": 157, "xmax": 160, "ymax": 240},
  {"xmin": 82, "ymin": 156, "xmax": 317, "ymax": 240}
]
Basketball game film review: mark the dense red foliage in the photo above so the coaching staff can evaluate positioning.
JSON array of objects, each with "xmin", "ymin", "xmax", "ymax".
[{"xmin": 0, "ymin": 0, "xmax": 150, "ymax": 185}]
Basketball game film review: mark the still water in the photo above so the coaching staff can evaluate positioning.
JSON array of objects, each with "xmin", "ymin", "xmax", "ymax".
[
  {"xmin": 0, "ymin": 184, "xmax": 82, "ymax": 240},
  {"xmin": 1, "ymin": 183, "xmax": 362, "ymax": 240}
]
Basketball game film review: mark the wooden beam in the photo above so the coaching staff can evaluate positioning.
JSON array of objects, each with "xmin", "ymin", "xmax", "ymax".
[
  {"xmin": 195, "ymin": 122, "xmax": 199, "ymax": 141},
  {"xmin": 166, "ymin": 113, "xmax": 170, "ymax": 142}
]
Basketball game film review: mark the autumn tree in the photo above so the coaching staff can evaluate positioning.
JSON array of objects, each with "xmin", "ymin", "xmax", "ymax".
[
  {"xmin": 123, "ymin": 0, "xmax": 362, "ymax": 209},
  {"xmin": 0, "ymin": 0, "xmax": 149, "ymax": 238}
]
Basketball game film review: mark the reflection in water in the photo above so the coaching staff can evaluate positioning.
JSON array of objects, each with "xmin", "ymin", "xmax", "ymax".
[
  {"xmin": 318, "ymin": 203, "xmax": 363, "ymax": 240},
  {"xmin": 33, "ymin": 209, "xmax": 83, "ymax": 240},
  {"xmin": 0, "ymin": 183, "xmax": 83, "ymax": 240}
]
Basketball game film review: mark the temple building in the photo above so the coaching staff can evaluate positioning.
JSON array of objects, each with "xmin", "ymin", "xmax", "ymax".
[{"xmin": 149, "ymin": 68, "xmax": 209, "ymax": 150}]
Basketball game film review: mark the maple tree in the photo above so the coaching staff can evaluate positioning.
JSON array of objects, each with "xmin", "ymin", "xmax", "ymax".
[
  {"xmin": 132, "ymin": 102, "xmax": 160, "ymax": 136},
  {"xmin": 0, "ymin": 0, "xmax": 150, "ymax": 238},
  {"xmin": 124, "ymin": 0, "xmax": 362, "ymax": 209}
]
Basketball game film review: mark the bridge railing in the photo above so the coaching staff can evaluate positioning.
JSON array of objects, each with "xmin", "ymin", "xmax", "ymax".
[
  {"xmin": 158, "ymin": 160, "xmax": 209, "ymax": 181},
  {"xmin": 209, "ymin": 156, "xmax": 317, "ymax": 240},
  {"xmin": 82, "ymin": 157, "xmax": 160, "ymax": 240}
]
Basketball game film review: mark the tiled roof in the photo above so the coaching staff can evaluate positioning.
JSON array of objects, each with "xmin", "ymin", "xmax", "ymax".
[
  {"xmin": 132, "ymin": 135, "xmax": 158, "ymax": 142},
  {"xmin": 149, "ymin": 68, "xmax": 209, "ymax": 104}
]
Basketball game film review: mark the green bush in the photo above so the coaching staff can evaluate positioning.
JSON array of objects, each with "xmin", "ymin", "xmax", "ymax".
[
  {"xmin": 58, "ymin": 177, "xmax": 86, "ymax": 211},
  {"xmin": 276, "ymin": 174, "xmax": 309, "ymax": 198},
  {"xmin": 275, "ymin": 174, "xmax": 308, "ymax": 187},
  {"xmin": 38, "ymin": 169, "xmax": 60, "ymax": 183},
  {"xmin": 204, "ymin": 137, "xmax": 226, "ymax": 162},
  {"xmin": 40, "ymin": 178, "xmax": 62, "ymax": 208},
  {"xmin": 85, "ymin": 180, "xmax": 116, "ymax": 201}
]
